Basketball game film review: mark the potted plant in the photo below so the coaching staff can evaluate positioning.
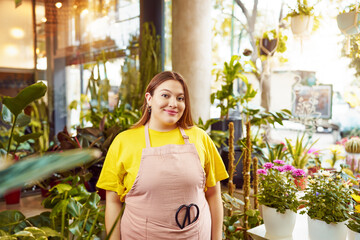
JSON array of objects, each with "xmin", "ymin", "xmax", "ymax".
[
  {"xmin": 301, "ymin": 170, "xmax": 353, "ymax": 240},
  {"xmin": 337, "ymin": 4, "xmax": 360, "ymax": 35},
  {"xmin": 347, "ymin": 193, "xmax": 360, "ymax": 240},
  {"xmin": 257, "ymin": 160, "xmax": 301, "ymax": 238},
  {"xmin": 284, "ymin": 134, "xmax": 318, "ymax": 170},
  {"xmin": 345, "ymin": 137, "xmax": 360, "ymax": 174},
  {"xmin": 287, "ymin": 0, "xmax": 317, "ymax": 36},
  {"xmin": 0, "ymin": 82, "xmax": 47, "ymax": 204},
  {"xmin": 258, "ymin": 29, "xmax": 288, "ymax": 57},
  {"xmin": 326, "ymin": 144, "xmax": 346, "ymax": 170}
]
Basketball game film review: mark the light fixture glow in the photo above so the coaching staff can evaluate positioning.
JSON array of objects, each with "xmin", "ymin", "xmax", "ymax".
[
  {"xmin": 55, "ymin": 2, "xmax": 62, "ymax": 8},
  {"xmin": 36, "ymin": 48, "xmax": 40, "ymax": 54},
  {"xmin": 4, "ymin": 45, "xmax": 19, "ymax": 56},
  {"xmin": 41, "ymin": 17, "xmax": 47, "ymax": 23},
  {"xmin": 10, "ymin": 28, "xmax": 25, "ymax": 39},
  {"xmin": 81, "ymin": 9, "xmax": 89, "ymax": 16},
  {"xmin": 73, "ymin": 5, "xmax": 77, "ymax": 9}
]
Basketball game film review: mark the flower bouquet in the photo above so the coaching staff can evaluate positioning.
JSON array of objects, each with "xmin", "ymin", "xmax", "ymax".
[
  {"xmin": 256, "ymin": 160, "xmax": 302, "ymax": 238},
  {"xmin": 301, "ymin": 170, "xmax": 353, "ymax": 240}
]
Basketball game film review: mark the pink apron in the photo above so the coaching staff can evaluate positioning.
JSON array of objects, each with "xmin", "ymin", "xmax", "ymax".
[{"xmin": 120, "ymin": 124, "xmax": 211, "ymax": 239}]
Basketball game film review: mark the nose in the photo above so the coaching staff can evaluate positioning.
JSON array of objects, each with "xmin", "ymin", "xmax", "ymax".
[{"xmin": 169, "ymin": 97, "xmax": 177, "ymax": 108}]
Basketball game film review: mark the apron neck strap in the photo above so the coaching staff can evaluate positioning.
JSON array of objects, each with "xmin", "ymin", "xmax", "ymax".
[
  {"xmin": 178, "ymin": 127, "xmax": 190, "ymax": 144},
  {"xmin": 144, "ymin": 123, "xmax": 190, "ymax": 148}
]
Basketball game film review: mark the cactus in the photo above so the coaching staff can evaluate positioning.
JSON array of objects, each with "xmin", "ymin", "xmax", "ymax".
[{"xmin": 345, "ymin": 138, "xmax": 360, "ymax": 154}]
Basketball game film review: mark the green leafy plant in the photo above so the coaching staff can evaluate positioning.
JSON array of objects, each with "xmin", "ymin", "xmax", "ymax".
[
  {"xmin": 301, "ymin": 171, "xmax": 353, "ymax": 224},
  {"xmin": 287, "ymin": 0, "xmax": 316, "ymax": 17},
  {"xmin": 257, "ymin": 161, "xmax": 301, "ymax": 213},
  {"xmin": 211, "ymin": 55, "xmax": 253, "ymax": 120},
  {"xmin": 284, "ymin": 134, "xmax": 318, "ymax": 169},
  {"xmin": 0, "ymin": 82, "xmax": 47, "ymax": 160},
  {"xmin": 264, "ymin": 142, "xmax": 288, "ymax": 163},
  {"xmin": 196, "ymin": 117, "xmax": 228, "ymax": 148},
  {"xmin": 41, "ymin": 175, "xmax": 105, "ymax": 239}
]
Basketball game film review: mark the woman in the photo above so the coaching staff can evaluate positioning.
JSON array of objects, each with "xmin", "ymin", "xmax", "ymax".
[{"xmin": 97, "ymin": 71, "xmax": 229, "ymax": 239}]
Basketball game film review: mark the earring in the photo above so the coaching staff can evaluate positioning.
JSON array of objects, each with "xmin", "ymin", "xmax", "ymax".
[{"xmin": 148, "ymin": 106, "xmax": 151, "ymax": 113}]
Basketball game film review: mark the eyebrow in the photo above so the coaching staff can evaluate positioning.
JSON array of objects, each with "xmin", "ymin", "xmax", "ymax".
[{"xmin": 159, "ymin": 89, "xmax": 184, "ymax": 95}]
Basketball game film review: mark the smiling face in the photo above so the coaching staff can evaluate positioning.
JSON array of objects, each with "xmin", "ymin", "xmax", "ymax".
[{"xmin": 145, "ymin": 80, "xmax": 185, "ymax": 131}]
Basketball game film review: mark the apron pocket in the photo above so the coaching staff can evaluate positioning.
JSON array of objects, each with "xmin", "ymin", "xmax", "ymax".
[{"xmin": 146, "ymin": 217, "xmax": 199, "ymax": 240}]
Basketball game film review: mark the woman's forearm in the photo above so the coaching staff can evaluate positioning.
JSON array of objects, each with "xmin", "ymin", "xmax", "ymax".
[
  {"xmin": 205, "ymin": 182, "xmax": 223, "ymax": 240},
  {"xmin": 105, "ymin": 190, "xmax": 122, "ymax": 240}
]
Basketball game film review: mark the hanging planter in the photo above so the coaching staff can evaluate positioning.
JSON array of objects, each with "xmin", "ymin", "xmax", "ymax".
[
  {"xmin": 337, "ymin": 11, "xmax": 360, "ymax": 35},
  {"xmin": 259, "ymin": 38, "xmax": 278, "ymax": 56},
  {"xmin": 308, "ymin": 217, "xmax": 347, "ymax": 240},
  {"xmin": 262, "ymin": 205, "xmax": 297, "ymax": 238},
  {"xmin": 291, "ymin": 15, "xmax": 314, "ymax": 36},
  {"xmin": 348, "ymin": 228, "xmax": 360, "ymax": 240}
]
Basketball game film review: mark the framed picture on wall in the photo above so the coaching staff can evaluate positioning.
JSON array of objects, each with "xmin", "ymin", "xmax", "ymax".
[{"xmin": 292, "ymin": 84, "xmax": 333, "ymax": 119}]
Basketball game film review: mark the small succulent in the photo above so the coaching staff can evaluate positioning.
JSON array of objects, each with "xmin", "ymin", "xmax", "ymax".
[{"xmin": 345, "ymin": 138, "xmax": 360, "ymax": 153}]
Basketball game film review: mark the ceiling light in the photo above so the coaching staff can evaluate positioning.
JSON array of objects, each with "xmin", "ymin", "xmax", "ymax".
[
  {"xmin": 4, "ymin": 45, "xmax": 19, "ymax": 56},
  {"xmin": 10, "ymin": 28, "xmax": 25, "ymax": 39},
  {"xmin": 55, "ymin": 2, "xmax": 62, "ymax": 8}
]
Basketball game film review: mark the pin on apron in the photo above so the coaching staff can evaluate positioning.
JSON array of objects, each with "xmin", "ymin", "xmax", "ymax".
[{"xmin": 120, "ymin": 124, "xmax": 211, "ymax": 239}]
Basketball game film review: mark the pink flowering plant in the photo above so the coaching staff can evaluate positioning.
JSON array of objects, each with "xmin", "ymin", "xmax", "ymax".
[
  {"xmin": 257, "ymin": 160, "xmax": 301, "ymax": 214},
  {"xmin": 300, "ymin": 170, "xmax": 353, "ymax": 224}
]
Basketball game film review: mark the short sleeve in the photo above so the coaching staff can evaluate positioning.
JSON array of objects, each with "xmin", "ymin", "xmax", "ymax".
[
  {"xmin": 96, "ymin": 136, "xmax": 125, "ymax": 196},
  {"xmin": 203, "ymin": 132, "xmax": 229, "ymax": 188}
]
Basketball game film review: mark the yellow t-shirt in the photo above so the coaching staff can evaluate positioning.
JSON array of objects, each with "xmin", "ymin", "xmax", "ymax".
[{"xmin": 96, "ymin": 125, "xmax": 229, "ymax": 202}]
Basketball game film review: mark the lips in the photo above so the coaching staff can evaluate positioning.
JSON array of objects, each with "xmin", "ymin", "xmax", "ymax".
[{"xmin": 164, "ymin": 109, "xmax": 178, "ymax": 115}]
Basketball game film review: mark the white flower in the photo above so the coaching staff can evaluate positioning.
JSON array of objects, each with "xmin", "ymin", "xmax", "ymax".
[{"xmin": 320, "ymin": 170, "xmax": 331, "ymax": 177}]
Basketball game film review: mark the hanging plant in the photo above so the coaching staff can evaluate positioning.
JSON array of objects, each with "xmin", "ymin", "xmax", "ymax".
[
  {"xmin": 286, "ymin": 0, "xmax": 319, "ymax": 36},
  {"xmin": 257, "ymin": 29, "xmax": 288, "ymax": 57}
]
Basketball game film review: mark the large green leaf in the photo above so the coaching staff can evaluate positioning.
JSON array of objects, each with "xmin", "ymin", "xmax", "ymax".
[
  {"xmin": 14, "ymin": 113, "xmax": 31, "ymax": 127},
  {"xmin": 67, "ymin": 199, "xmax": 83, "ymax": 218},
  {"xmin": 26, "ymin": 212, "xmax": 51, "ymax": 228},
  {"xmin": 1, "ymin": 105, "xmax": 12, "ymax": 124},
  {"xmin": 84, "ymin": 193, "xmax": 100, "ymax": 210},
  {"xmin": 0, "ymin": 210, "xmax": 27, "ymax": 233},
  {"xmin": 0, "ymin": 149, "xmax": 101, "ymax": 195},
  {"xmin": 13, "ymin": 133, "xmax": 42, "ymax": 144},
  {"xmin": 2, "ymin": 82, "xmax": 47, "ymax": 118}
]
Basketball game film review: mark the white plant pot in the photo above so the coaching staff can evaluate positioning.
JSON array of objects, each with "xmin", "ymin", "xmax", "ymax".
[
  {"xmin": 291, "ymin": 15, "xmax": 314, "ymax": 36},
  {"xmin": 308, "ymin": 217, "xmax": 347, "ymax": 240},
  {"xmin": 262, "ymin": 205, "xmax": 296, "ymax": 238},
  {"xmin": 337, "ymin": 11, "xmax": 360, "ymax": 35},
  {"xmin": 348, "ymin": 228, "xmax": 360, "ymax": 240}
]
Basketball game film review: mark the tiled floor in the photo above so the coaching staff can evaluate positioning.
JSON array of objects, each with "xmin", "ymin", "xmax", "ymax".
[{"xmin": 0, "ymin": 193, "xmax": 46, "ymax": 217}]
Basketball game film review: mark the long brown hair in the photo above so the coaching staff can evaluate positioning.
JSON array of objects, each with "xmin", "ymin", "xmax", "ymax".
[{"xmin": 132, "ymin": 71, "xmax": 194, "ymax": 129}]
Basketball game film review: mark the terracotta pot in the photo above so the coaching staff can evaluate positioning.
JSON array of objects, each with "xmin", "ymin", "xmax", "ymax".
[
  {"xmin": 294, "ymin": 176, "xmax": 307, "ymax": 190},
  {"xmin": 307, "ymin": 166, "xmax": 320, "ymax": 176},
  {"xmin": 308, "ymin": 217, "xmax": 347, "ymax": 240},
  {"xmin": 291, "ymin": 15, "xmax": 314, "ymax": 36},
  {"xmin": 337, "ymin": 11, "xmax": 360, "ymax": 35},
  {"xmin": 4, "ymin": 189, "xmax": 21, "ymax": 205},
  {"xmin": 262, "ymin": 205, "xmax": 296, "ymax": 238}
]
